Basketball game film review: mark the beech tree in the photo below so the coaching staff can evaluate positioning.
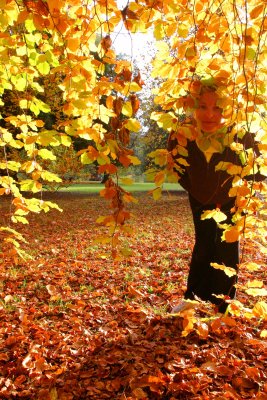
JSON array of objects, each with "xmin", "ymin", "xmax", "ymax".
[{"xmin": 0, "ymin": 0, "xmax": 266, "ymax": 272}]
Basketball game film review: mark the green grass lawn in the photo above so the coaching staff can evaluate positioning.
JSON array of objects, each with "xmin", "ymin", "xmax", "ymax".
[{"xmin": 59, "ymin": 182, "xmax": 182, "ymax": 193}]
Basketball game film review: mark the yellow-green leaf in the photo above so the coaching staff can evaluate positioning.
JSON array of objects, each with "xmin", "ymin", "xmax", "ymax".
[
  {"xmin": 11, "ymin": 215, "xmax": 29, "ymax": 224},
  {"xmin": 38, "ymin": 149, "xmax": 56, "ymax": 160},
  {"xmin": 20, "ymin": 180, "xmax": 42, "ymax": 193},
  {"xmin": 2, "ymin": 131, "xmax": 13, "ymax": 143},
  {"xmin": 37, "ymin": 61, "xmax": 50, "ymax": 75},
  {"xmin": 60, "ymin": 135, "xmax": 72, "ymax": 147},
  {"xmin": 124, "ymin": 118, "xmax": 141, "ymax": 132},
  {"xmin": 128, "ymin": 155, "xmax": 141, "ymax": 165},
  {"xmin": 154, "ymin": 22, "xmax": 165, "ymax": 40},
  {"xmin": 41, "ymin": 171, "xmax": 61, "ymax": 182},
  {"xmin": 19, "ymin": 99, "xmax": 28, "ymax": 109},
  {"xmin": 6, "ymin": 161, "xmax": 21, "ymax": 172},
  {"xmin": 81, "ymin": 153, "xmax": 94, "ymax": 165},
  {"xmin": 11, "ymin": 75, "xmax": 27, "ymax": 91},
  {"xmin": 152, "ymin": 187, "xmax": 162, "ymax": 200}
]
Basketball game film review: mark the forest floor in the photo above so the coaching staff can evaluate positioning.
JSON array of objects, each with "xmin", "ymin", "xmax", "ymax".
[{"xmin": 0, "ymin": 192, "xmax": 266, "ymax": 400}]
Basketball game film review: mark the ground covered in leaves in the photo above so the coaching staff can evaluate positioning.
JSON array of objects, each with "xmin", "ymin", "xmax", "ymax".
[{"xmin": 0, "ymin": 192, "xmax": 266, "ymax": 399}]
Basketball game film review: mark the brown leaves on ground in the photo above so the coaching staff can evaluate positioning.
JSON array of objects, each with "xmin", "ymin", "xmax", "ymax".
[{"xmin": 0, "ymin": 193, "xmax": 266, "ymax": 399}]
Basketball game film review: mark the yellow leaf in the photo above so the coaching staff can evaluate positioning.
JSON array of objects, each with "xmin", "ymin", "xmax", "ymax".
[
  {"xmin": 124, "ymin": 118, "xmax": 141, "ymax": 132},
  {"xmin": 20, "ymin": 179, "xmax": 42, "ymax": 193},
  {"xmin": 246, "ymin": 280, "xmax": 264, "ymax": 288},
  {"xmin": 19, "ymin": 99, "xmax": 28, "ymax": 109},
  {"xmin": 245, "ymin": 288, "xmax": 267, "ymax": 297},
  {"xmin": 36, "ymin": 61, "xmax": 50, "ymax": 75},
  {"xmin": 151, "ymin": 112, "xmax": 176, "ymax": 130},
  {"xmin": 201, "ymin": 209, "xmax": 227, "ymax": 223},
  {"xmin": 260, "ymin": 330, "xmax": 267, "ymax": 338},
  {"xmin": 252, "ymin": 301, "xmax": 267, "ymax": 320},
  {"xmin": 11, "ymin": 74, "xmax": 27, "ymax": 91},
  {"xmin": 128, "ymin": 155, "xmax": 141, "ymax": 165},
  {"xmin": 16, "ymin": 45, "xmax": 27, "ymax": 56},
  {"xmin": 3, "ymin": 131, "xmax": 13, "ymax": 143},
  {"xmin": 6, "ymin": 161, "xmax": 21, "ymax": 172},
  {"xmin": 81, "ymin": 153, "xmax": 94, "ymax": 165},
  {"xmin": 148, "ymin": 149, "xmax": 168, "ymax": 166},
  {"xmin": 177, "ymin": 157, "xmax": 190, "ymax": 167},
  {"xmin": 243, "ymin": 262, "xmax": 260, "ymax": 272},
  {"xmin": 11, "ymin": 215, "xmax": 29, "ymax": 224},
  {"xmin": 37, "ymin": 131, "xmax": 59, "ymax": 146},
  {"xmin": 154, "ymin": 22, "xmax": 165, "ymax": 40},
  {"xmin": 60, "ymin": 135, "xmax": 72, "ymax": 146},
  {"xmin": 41, "ymin": 171, "xmax": 61, "ymax": 182},
  {"xmin": 22, "ymin": 161, "xmax": 36, "ymax": 174},
  {"xmin": 210, "ymin": 263, "xmax": 237, "ymax": 277},
  {"xmin": 122, "ymin": 101, "xmax": 133, "ymax": 117},
  {"xmin": 128, "ymin": 82, "xmax": 142, "ymax": 92},
  {"xmin": 38, "ymin": 149, "xmax": 56, "ymax": 160},
  {"xmin": 152, "ymin": 187, "xmax": 162, "ymax": 200},
  {"xmin": 215, "ymin": 162, "xmax": 242, "ymax": 175},
  {"xmin": 178, "ymin": 23, "xmax": 189, "ymax": 38},
  {"xmin": 166, "ymin": 23, "xmax": 177, "ymax": 37}
]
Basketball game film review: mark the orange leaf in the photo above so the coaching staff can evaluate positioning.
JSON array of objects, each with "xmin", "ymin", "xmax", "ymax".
[
  {"xmin": 98, "ymin": 164, "xmax": 117, "ymax": 174},
  {"xmin": 130, "ymin": 94, "xmax": 140, "ymax": 114},
  {"xmin": 106, "ymin": 96, "xmax": 114, "ymax": 109},
  {"xmin": 119, "ymin": 155, "xmax": 131, "ymax": 167},
  {"xmin": 99, "ymin": 187, "xmax": 117, "ymax": 199},
  {"xmin": 67, "ymin": 38, "xmax": 80, "ymax": 52},
  {"xmin": 224, "ymin": 227, "xmax": 240, "ymax": 242},
  {"xmin": 101, "ymin": 35, "xmax": 112, "ymax": 52},
  {"xmin": 113, "ymin": 97, "xmax": 123, "ymax": 116},
  {"xmin": 250, "ymin": 4, "xmax": 265, "ymax": 19}
]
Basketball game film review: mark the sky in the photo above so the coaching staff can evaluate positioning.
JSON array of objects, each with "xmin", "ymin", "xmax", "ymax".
[{"xmin": 111, "ymin": 0, "xmax": 155, "ymax": 65}]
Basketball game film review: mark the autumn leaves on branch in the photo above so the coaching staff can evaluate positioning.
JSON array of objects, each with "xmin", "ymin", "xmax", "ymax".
[{"xmin": 0, "ymin": 0, "xmax": 266, "ymax": 261}]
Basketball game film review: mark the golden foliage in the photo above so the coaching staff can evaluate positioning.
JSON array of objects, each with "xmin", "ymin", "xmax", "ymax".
[{"xmin": 0, "ymin": 0, "xmax": 266, "ymax": 270}]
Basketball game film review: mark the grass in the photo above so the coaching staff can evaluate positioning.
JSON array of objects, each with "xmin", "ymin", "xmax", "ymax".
[{"xmin": 59, "ymin": 182, "xmax": 183, "ymax": 193}]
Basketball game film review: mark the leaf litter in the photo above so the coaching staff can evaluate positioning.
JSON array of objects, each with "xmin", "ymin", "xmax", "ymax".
[{"xmin": 0, "ymin": 192, "xmax": 266, "ymax": 399}]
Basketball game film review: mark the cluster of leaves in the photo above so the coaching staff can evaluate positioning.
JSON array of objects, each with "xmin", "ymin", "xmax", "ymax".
[
  {"xmin": 0, "ymin": 192, "xmax": 266, "ymax": 399},
  {"xmin": 144, "ymin": 0, "xmax": 267, "ymax": 237},
  {"xmin": 133, "ymin": 1, "xmax": 267, "ymax": 280},
  {"xmin": 0, "ymin": 0, "xmax": 143, "ymax": 258}
]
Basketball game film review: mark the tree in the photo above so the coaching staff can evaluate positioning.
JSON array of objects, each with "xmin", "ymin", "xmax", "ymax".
[{"xmin": 0, "ymin": 0, "xmax": 266, "ymax": 264}]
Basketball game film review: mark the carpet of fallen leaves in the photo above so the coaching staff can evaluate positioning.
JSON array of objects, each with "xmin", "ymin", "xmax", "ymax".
[{"xmin": 0, "ymin": 191, "xmax": 266, "ymax": 400}]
